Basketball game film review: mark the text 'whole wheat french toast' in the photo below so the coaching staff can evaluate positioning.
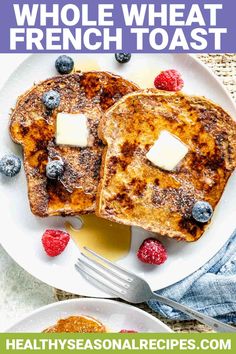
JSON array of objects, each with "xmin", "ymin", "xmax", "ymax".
[
  {"xmin": 10, "ymin": 72, "xmax": 139, "ymax": 217},
  {"xmin": 96, "ymin": 89, "xmax": 236, "ymax": 242}
]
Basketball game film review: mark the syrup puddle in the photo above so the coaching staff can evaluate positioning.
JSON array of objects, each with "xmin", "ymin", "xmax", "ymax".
[{"xmin": 65, "ymin": 215, "xmax": 131, "ymax": 261}]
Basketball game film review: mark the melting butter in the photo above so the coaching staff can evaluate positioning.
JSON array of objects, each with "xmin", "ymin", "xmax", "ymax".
[
  {"xmin": 146, "ymin": 130, "xmax": 188, "ymax": 171},
  {"xmin": 74, "ymin": 59, "xmax": 101, "ymax": 72},
  {"xmin": 127, "ymin": 64, "xmax": 161, "ymax": 89},
  {"xmin": 65, "ymin": 215, "xmax": 131, "ymax": 261},
  {"xmin": 56, "ymin": 113, "xmax": 89, "ymax": 147}
]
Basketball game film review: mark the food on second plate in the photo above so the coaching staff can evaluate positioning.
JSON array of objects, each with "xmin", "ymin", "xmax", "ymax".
[
  {"xmin": 55, "ymin": 55, "xmax": 74, "ymax": 75},
  {"xmin": 0, "ymin": 154, "xmax": 21, "ymax": 177},
  {"xmin": 9, "ymin": 72, "xmax": 139, "ymax": 217},
  {"xmin": 96, "ymin": 89, "xmax": 236, "ymax": 242},
  {"xmin": 43, "ymin": 315, "xmax": 106, "ymax": 333},
  {"xmin": 137, "ymin": 238, "xmax": 167, "ymax": 265},
  {"xmin": 154, "ymin": 69, "xmax": 184, "ymax": 91},
  {"xmin": 115, "ymin": 53, "xmax": 132, "ymax": 64},
  {"xmin": 42, "ymin": 229, "xmax": 70, "ymax": 257}
]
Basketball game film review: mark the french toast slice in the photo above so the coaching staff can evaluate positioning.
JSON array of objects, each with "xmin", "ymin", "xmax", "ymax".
[
  {"xmin": 96, "ymin": 89, "xmax": 236, "ymax": 242},
  {"xmin": 10, "ymin": 72, "xmax": 138, "ymax": 217}
]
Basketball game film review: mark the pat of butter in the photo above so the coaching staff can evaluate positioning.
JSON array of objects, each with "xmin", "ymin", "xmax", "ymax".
[
  {"xmin": 56, "ymin": 113, "xmax": 89, "ymax": 147},
  {"xmin": 146, "ymin": 131, "xmax": 188, "ymax": 171}
]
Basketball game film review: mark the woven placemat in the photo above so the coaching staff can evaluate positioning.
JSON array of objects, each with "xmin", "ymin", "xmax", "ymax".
[{"xmin": 54, "ymin": 54, "xmax": 236, "ymax": 333}]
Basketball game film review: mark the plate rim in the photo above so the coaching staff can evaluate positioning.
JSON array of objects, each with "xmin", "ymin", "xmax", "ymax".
[{"xmin": 4, "ymin": 298, "xmax": 172, "ymax": 333}]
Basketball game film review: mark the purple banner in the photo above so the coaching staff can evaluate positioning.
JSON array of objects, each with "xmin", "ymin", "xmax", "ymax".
[{"xmin": 0, "ymin": 0, "xmax": 235, "ymax": 53}]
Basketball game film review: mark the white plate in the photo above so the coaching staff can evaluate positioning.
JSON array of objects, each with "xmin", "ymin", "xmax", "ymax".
[
  {"xmin": 5, "ymin": 298, "xmax": 171, "ymax": 333},
  {"xmin": 0, "ymin": 54, "xmax": 236, "ymax": 298}
]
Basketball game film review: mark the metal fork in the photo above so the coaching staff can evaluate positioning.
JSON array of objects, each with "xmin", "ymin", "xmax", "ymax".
[{"xmin": 75, "ymin": 247, "xmax": 236, "ymax": 333}]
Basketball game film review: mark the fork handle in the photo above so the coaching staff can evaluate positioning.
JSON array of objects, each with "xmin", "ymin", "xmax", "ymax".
[{"xmin": 150, "ymin": 293, "xmax": 236, "ymax": 332}]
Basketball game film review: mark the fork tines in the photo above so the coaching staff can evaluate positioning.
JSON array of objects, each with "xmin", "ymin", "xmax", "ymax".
[{"xmin": 75, "ymin": 247, "xmax": 133, "ymax": 297}]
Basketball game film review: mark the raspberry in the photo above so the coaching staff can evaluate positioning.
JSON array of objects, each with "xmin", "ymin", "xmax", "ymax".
[
  {"xmin": 42, "ymin": 230, "xmax": 70, "ymax": 257},
  {"xmin": 154, "ymin": 69, "xmax": 184, "ymax": 91},
  {"xmin": 119, "ymin": 330, "xmax": 138, "ymax": 333},
  {"xmin": 137, "ymin": 238, "xmax": 167, "ymax": 265}
]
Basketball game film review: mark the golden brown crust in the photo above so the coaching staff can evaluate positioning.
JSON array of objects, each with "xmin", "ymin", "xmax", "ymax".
[
  {"xmin": 43, "ymin": 315, "xmax": 106, "ymax": 333},
  {"xmin": 9, "ymin": 72, "xmax": 139, "ymax": 217},
  {"xmin": 96, "ymin": 89, "xmax": 236, "ymax": 242}
]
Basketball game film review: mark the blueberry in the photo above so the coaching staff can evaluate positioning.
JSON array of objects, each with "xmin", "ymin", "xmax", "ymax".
[
  {"xmin": 46, "ymin": 160, "xmax": 64, "ymax": 179},
  {"xmin": 115, "ymin": 53, "xmax": 131, "ymax": 64},
  {"xmin": 42, "ymin": 90, "xmax": 60, "ymax": 110},
  {"xmin": 0, "ymin": 154, "xmax": 21, "ymax": 177},
  {"xmin": 55, "ymin": 55, "xmax": 74, "ymax": 74},
  {"xmin": 192, "ymin": 201, "xmax": 213, "ymax": 223}
]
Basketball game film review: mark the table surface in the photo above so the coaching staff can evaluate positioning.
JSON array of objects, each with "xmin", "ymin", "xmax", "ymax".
[{"xmin": 0, "ymin": 54, "xmax": 235, "ymax": 333}]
